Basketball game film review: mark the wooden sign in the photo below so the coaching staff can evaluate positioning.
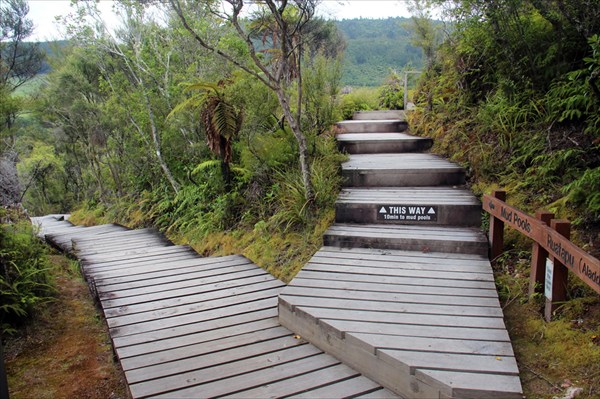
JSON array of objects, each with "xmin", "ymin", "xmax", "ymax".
[{"xmin": 484, "ymin": 194, "xmax": 600, "ymax": 295}]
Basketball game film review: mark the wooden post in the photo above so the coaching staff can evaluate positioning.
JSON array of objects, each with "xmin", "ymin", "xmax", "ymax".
[
  {"xmin": 529, "ymin": 210, "xmax": 554, "ymax": 297},
  {"xmin": 489, "ymin": 191, "xmax": 506, "ymax": 260},
  {"xmin": 544, "ymin": 219, "xmax": 571, "ymax": 321}
]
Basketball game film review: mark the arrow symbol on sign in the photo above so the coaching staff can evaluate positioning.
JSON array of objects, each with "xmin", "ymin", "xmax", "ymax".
[
  {"xmin": 428, "ymin": 207, "xmax": 436, "ymax": 214},
  {"xmin": 379, "ymin": 207, "xmax": 387, "ymax": 214}
]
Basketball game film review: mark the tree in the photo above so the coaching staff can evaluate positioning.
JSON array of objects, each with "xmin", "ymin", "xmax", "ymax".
[
  {"xmin": 170, "ymin": 80, "xmax": 244, "ymax": 190},
  {"xmin": 0, "ymin": 0, "xmax": 44, "ymax": 206},
  {"xmin": 170, "ymin": 0, "xmax": 324, "ymax": 203},
  {"xmin": 0, "ymin": 0, "xmax": 44, "ymax": 92}
]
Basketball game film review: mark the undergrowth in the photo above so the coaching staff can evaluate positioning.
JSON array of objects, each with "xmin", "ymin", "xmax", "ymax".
[
  {"xmin": 0, "ymin": 208, "xmax": 55, "ymax": 335},
  {"xmin": 70, "ymin": 134, "xmax": 345, "ymax": 282}
]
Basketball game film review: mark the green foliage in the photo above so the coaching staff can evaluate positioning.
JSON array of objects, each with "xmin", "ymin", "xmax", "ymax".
[
  {"xmin": 378, "ymin": 70, "xmax": 404, "ymax": 110},
  {"xmin": 564, "ymin": 166, "xmax": 600, "ymax": 223},
  {"xmin": 338, "ymin": 87, "xmax": 380, "ymax": 120},
  {"xmin": 0, "ymin": 212, "xmax": 54, "ymax": 334}
]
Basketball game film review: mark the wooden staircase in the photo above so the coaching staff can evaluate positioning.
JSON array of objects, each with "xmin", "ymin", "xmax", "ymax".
[{"xmin": 279, "ymin": 111, "xmax": 523, "ymax": 398}]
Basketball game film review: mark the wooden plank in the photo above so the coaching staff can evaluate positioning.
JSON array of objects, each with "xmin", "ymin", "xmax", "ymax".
[
  {"xmin": 280, "ymin": 286, "xmax": 500, "ymax": 308},
  {"xmin": 129, "ymin": 345, "xmax": 322, "ymax": 398},
  {"xmin": 322, "ymin": 319, "xmax": 510, "ymax": 342},
  {"xmin": 415, "ymin": 369, "xmax": 522, "ymax": 399},
  {"xmin": 226, "ymin": 364, "xmax": 364, "ymax": 398},
  {"xmin": 81, "ymin": 245, "xmax": 195, "ymax": 266},
  {"xmin": 108, "ymin": 291, "xmax": 281, "ymax": 335},
  {"xmin": 347, "ymin": 332, "xmax": 515, "ymax": 356},
  {"xmin": 302, "ymin": 263, "xmax": 495, "ymax": 283},
  {"xmin": 116, "ymin": 316, "xmax": 279, "ymax": 359},
  {"xmin": 121, "ymin": 326, "xmax": 293, "ymax": 373},
  {"xmin": 112, "ymin": 305, "xmax": 278, "ymax": 347},
  {"xmin": 290, "ymin": 375, "xmax": 388, "ymax": 399},
  {"xmin": 98, "ymin": 265, "xmax": 266, "ymax": 295},
  {"xmin": 353, "ymin": 388, "xmax": 402, "ymax": 398},
  {"xmin": 379, "ymin": 349, "xmax": 519, "ymax": 375},
  {"xmin": 317, "ymin": 246, "xmax": 488, "ymax": 262},
  {"xmin": 94, "ymin": 259, "xmax": 255, "ymax": 287},
  {"xmin": 281, "ymin": 295, "xmax": 503, "ymax": 318},
  {"xmin": 151, "ymin": 352, "xmax": 337, "ymax": 399},
  {"xmin": 102, "ymin": 276, "xmax": 281, "ymax": 313},
  {"xmin": 90, "ymin": 256, "xmax": 251, "ymax": 281},
  {"xmin": 289, "ymin": 277, "xmax": 499, "ymax": 298},
  {"xmin": 295, "ymin": 269, "xmax": 497, "ymax": 290},
  {"xmin": 294, "ymin": 306, "xmax": 507, "ymax": 329},
  {"xmin": 309, "ymin": 254, "xmax": 493, "ymax": 273}
]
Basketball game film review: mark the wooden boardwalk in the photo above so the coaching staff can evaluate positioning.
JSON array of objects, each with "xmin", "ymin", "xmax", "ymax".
[
  {"xmin": 32, "ymin": 215, "xmax": 398, "ymax": 399},
  {"xmin": 279, "ymin": 112, "xmax": 523, "ymax": 398},
  {"xmin": 30, "ymin": 110, "xmax": 523, "ymax": 399}
]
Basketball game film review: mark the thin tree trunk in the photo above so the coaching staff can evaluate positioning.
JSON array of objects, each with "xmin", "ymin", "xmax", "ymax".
[
  {"xmin": 276, "ymin": 89, "xmax": 314, "ymax": 203},
  {"xmin": 140, "ymin": 87, "xmax": 180, "ymax": 194}
]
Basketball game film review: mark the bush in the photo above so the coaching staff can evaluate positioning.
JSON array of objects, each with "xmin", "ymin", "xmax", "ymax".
[{"xmin": 0, "ymin": 210, "xmax": 54, "ymax": 334}]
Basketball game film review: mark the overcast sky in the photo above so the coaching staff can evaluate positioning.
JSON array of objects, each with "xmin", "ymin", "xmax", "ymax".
[{"xmin": 26, "ymin": 0, "xmax": 414, "ymax": 41}]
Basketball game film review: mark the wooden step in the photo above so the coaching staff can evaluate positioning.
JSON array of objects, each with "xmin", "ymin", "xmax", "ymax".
[
  {"xmin": 323, "ymin": 224, "xmax": 489, "ymax": 255},
  {"xmin": 353, "ymin": 110, "xmax": 405, "ymax": 120},
  {"xmin": 336, "ymin": 132, "xmax": 433, "ymax": 154},
  {"xmin": 336, "ymin": 119, "xmax": 408, "ymax": 133},
  {"xmin": 336, "ymin": 187, "xmax": 481, "ymax": 227},
  {"xmin": 278, "ymin": 246, "xmax": 522, "ymax": 399},
  {"xmin": 342, "ymin": 154, "xmax": 466, "ymax": 187}
]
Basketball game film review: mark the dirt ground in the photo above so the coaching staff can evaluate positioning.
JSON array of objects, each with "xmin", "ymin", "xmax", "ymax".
[{"xmin": 4, "ymin": 254, "xmax": 129, "ymax": 399}]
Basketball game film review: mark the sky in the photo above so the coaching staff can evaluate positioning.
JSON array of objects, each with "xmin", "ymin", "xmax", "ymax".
[{"xmin": 26, "ymin": 0, "xmax": 414, "ymax": 41}]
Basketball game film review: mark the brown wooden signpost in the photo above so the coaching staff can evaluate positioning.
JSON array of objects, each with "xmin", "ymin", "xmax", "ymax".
[{"xmin": 483, "ymin": 191, "xmax": 600, "ymax": 321}]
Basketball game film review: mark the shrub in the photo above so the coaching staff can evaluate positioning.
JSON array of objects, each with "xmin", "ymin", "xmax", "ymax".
[{"xmin": 0, "ymin": 210, "xmax": 54, "ymax": 334}]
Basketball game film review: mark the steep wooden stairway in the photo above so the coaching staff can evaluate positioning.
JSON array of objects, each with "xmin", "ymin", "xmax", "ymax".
[{"xmin": 279, "ymin": 111, "xmax": 523, "ymax": 398}]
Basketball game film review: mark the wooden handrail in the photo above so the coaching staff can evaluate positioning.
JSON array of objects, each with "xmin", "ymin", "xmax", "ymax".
[{"xmin": 483, "ymin": 191, "xmax": 600, "ymax": 320}]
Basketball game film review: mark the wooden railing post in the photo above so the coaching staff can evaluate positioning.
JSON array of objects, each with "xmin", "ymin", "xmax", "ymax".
[
  {"xmin": 529, "ymin": 210, "xmax": 554, "ymax": 297},
  {"xmin": 489, "ymin": 191, "xmax": 506, "ymax": 260},
  {"xmin": 544, "ymin": 219, "xmax": 571, "ymax": 321}
]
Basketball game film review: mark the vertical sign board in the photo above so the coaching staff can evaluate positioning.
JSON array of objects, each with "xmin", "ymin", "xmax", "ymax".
[
  {"xmin": 545, "ymin": 258, "xmax": 554, "ymax": 301},
  {"xmin": 483, "ymin": 194, "xmax": 600, "ymax": 295}
]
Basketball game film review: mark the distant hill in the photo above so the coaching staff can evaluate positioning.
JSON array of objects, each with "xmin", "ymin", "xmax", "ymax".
[
  {"xmin": 36, "ymin": 40, "xmax": 70, "ymax": 73},
  {"xmin": 31, "ymin": 19, "xmax": 422, "ymax": 87},
  {"xmin": 335, "ymin": 18, "xmax": 423, "ymax": 87}
]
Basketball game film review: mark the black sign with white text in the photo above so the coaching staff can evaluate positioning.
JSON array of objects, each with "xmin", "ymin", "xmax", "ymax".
[{"xmin": 377, "ymin": 205, "xmax": 438, "ymax": 222}]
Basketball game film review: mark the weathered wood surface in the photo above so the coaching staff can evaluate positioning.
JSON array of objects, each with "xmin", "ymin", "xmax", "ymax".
[
  {"xmin": 33, "ymin": 215, "xmax": 397, "ymax": 399},
  {"xmin": 324, "ymin": 223, "xmax": 489, "ymax": 255},
  {"xmin": 336, "ymin": 132, "xmax": 433, "ymax": 154},
  {"xmin": 280, "ymin": 119, "xmax": 522, "ymax": 398},
  {"xmin": 352, "ymin": 110, "xmax": 406, "ymax": 120},
  {"xmin": 336, "ymin": 119, "xmax": 408, "ymax": 133},
  {"xmin": 336, "ymin": 187, "xmax": 481, "ymax": 226},
  {"xmin": 279, "ymin": 246, "xmax": 522, "ymax": 399},
  {"xmin": 342, "ymin": 153, "xmax": 466, "ymax": 187}
]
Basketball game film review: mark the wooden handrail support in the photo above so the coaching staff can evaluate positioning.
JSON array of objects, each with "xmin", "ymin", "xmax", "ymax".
[{"xmin": 483, "ymin": 191, "xmax": 600, "ymax": 321}]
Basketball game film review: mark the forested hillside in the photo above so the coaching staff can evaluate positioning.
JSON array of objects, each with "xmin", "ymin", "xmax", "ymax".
[{"xmin": 336, "ymin": 17, "xmax": 423, "ymax": 86}]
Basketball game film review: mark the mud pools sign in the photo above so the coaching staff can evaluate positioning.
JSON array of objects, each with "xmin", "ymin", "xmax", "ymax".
[
  {"xmin": 377, "ymin": 205, "xmax": 437, "ymax": 222},
  {"xmin": 484, "ymin": 194, "xmax": 600, "ymax": 294}
]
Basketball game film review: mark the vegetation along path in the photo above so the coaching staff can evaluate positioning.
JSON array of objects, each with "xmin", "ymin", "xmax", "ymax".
[{"xmin": 33, "ymin": 110, "xmax": 523, "ymax": 398}]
